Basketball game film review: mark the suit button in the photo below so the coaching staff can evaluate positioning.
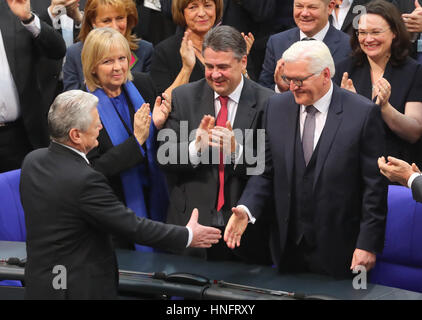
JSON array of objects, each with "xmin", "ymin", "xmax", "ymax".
[{"xmin": 284, "ymin": 218, "xmax": 289, "ymax": 223}]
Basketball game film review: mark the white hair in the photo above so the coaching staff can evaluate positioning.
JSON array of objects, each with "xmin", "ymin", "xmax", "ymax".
[
  {"xmin": 282, "ymin": 40, "xmax": 335, "ymax": 78},
  {"xmin": 48, "ymin": 90, "xmax": 99, "ymax": 143}
]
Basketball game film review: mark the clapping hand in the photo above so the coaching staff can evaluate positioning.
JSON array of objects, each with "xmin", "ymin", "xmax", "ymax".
[
  {"xmin": 209, "ymin": 121, "xmax": 237, "ymax": 157},
  {"xmin": 374, "ymin": 78, "xmax": 391, "ymax": 107},
  {"xmin": 241, "ymin": 32, "xmax": 255, "ymax": 55},
  {"xmin": 340, "ymin": 72, "xmax": 357, "ymax": 93},
  {"xmin": 195, "ymin": 115, "xmax": 215, "ymax": 153},
  {"xmin": 274, "ymin": 58, "xmax": 290, "ymax": 92},
  {"xmin": 7, "ymin": 0, "xmax": 31, "ymax": 20},
  {"xmin": 180, "ymin": 30, "xmax": 196, "ymax": 71},
  {"xmin": 133, "ymin": 104, "xmax": 151, "ymax": 146},
  {"xmin": 152, "ymin": 93, "xmax": 171, "ymax": 130}
]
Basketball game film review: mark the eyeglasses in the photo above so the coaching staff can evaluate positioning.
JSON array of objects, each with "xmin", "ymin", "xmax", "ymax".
[
  {"xmin": 355, "ymin": 28, "xmax": 390, "ymax": 38},
  {"xmin": 281, "ymin": 73, "xmax": 316, "ymax": 87}
]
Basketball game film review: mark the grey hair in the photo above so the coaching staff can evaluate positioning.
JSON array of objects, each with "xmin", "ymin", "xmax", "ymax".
[
  {"xmin": 282, "ymin": 40, "xmax": 336, "ymax": 78},
  {"xmin": 202, "ymin": 25, "xmax": 246, "ymax": 60},
  {"xmin": 48, "ymin": 90, "xmax": 99, "ymax": 143}
]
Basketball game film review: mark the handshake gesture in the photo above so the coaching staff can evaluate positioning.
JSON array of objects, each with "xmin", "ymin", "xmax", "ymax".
[{"xmin": 194, "ymin": 115, "xmax": 237, "ymax": 157}]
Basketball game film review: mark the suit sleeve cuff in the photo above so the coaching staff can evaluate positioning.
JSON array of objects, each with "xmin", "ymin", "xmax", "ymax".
[
  {"xmin": 408, "ymin": 172, "xmax": 421, "ymax": 188},
  {"xmin": 237, "ymin": 205, "xmax": 256, "ymax": 224}
]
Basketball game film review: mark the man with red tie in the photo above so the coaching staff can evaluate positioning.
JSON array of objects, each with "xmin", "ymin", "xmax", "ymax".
[{"xmin": 160, "ymin": 25, "xmax": 274, "ymax": 262}]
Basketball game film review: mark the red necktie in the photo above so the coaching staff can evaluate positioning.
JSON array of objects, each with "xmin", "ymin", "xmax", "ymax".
[{"xmin": 216, "ymin": 96, "xmax": 229, "ymax": 211}]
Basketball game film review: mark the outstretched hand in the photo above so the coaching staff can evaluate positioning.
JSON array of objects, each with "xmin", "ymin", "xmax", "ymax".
[
  {"xmin": 187, "ymin": 209, "xmax": 222, "ymax": 248},
  {"xmin": 224, "ymin": 207, "xmax": 249, "ymax": 249}
]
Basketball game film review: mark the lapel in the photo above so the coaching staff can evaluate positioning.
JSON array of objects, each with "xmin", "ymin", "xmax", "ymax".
[
  {"xmin": 0, "ymin": 4, "xmax": 17, "ymax": 80},
  {"xmin": 283, "ymin": 94, "xmax": 300, "ymax": 191},
  {"xmin": 232, "ymin": 78, "xmax": 257, "ymax": 131},
  {"xmin": 194, "ymin": 81, "xmax": 215, "ymax": 131},
  {"xmin": 313, "ymin": 84, "xmax": 343, "ymax": 190},
  {"xmin": 289, "ymin": 28, "xmax": 301, "ymax": 43},
  {"xmin": 323, "ymin": 25, "xmax": 340, "ymax": 57}
]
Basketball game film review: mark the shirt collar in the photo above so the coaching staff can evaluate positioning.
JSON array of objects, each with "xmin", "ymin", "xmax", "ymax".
[
  {"xmin": 300, "ymin": 21, "xmax": 330, "ymax": 41},
  {"xmin": 55, "ymin": 142, "xmax": 90, "ymax": 164},
  {"xmin": 340, "ymin": 0, "xmax": 352, "ymax": 8},
  {"xmin": 301, "ymin": 81, "xmax": 333, "ymax": 114},
  {"xmin": 214, "ymin": 75, "xmax": 244, "ymax": 104}
]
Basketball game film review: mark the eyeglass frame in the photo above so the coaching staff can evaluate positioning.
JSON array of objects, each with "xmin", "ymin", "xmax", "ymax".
[
  {"xmin": 355, "ymin": 28, "xmax": 391, "ymax": 38},
  {"xmin": 281, "ymin": 72, "xmax": 320, "ymax": 87}
]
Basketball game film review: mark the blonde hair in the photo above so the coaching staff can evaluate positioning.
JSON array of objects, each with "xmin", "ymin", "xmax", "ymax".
[
  {"xmin": 82, "ymin": 27, "xmax": 133, "ymax": 92},
  {"xmin": 78, "ymin": 0, "xmax": 139, "ymax": 51},
  {"xmin": 171, "ymin": 0, "xmax": 223, "ymax": 27}
]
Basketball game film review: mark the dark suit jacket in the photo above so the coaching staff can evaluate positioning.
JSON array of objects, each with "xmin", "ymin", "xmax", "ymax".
[
  {"xmin": 161, "ymin": 77, "xmax": 274, "ymax": 259},
  {"xmin": 63, "ymin": 39, "xmax": 153, "ymax": 91},
  {"xmin": 20, "ymin": 142, "xmax": 188, "ymax": 299},
  {"xmin": 150, "ymin": 31, "xmax": 205, "ymax": 95},
  {"xmin": 239, "ymin": 84, "xmax": 388, "ymax": 277},
  {"xmin": 334, "ymin": 56, "xmax": 422, "ymax": 168},
  {"xmin": 258, "ymin": 24, "xmax": 352, "ymax": 89},
  {"xmin": 0, "ymin": 2, "xmax": 66, "ymax": 148},
  {"xmin": 411, "ymin": 175, "xmax": 422, "ymax": 203}
]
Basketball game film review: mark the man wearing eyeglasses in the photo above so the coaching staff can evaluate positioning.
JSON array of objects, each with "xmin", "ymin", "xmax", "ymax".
[
  {"xmin": 258, "ymin": 0, "xmax": 351, "ymax": 92},
  {"xmin": 225, "ymin": 40, "xmax": 388, "ymax": 278}
]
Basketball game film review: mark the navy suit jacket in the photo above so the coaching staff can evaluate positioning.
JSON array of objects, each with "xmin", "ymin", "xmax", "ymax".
[
  {"xmin": 258, "ymin": 25, "xmax": 351, "ymax": 89},
  {"xmin": 239, "ymin": 84, "xmax": 387, "ymax": 277},
  {"xmin": 63, "ymin": 39, "xmax": 153, "ymax": 91}
]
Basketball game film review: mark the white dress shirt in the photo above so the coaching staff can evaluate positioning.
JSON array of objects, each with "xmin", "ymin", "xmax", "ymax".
[
  {"xmin": 240, "ymin": 82, "xmax": 334, "ymax": 223},
  {"xmin": 0, "ymin": 15, "xmax": 40, "ymax": 123},
  {"xmin": 331, "ymin": 0, "xmax": 353, "ymax": 30},
  {"xmin": 189, "ymin": 76, "xmax": 245, "ymax": 165},
  {"xmin": 299, "ymin": 81, "xmax": 333, "ymax": 149}
]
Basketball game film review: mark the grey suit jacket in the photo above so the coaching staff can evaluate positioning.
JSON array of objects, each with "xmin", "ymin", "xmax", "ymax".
[{"xmin": 20, "ymin": 142, "xmax": 188, "ymax": 299}]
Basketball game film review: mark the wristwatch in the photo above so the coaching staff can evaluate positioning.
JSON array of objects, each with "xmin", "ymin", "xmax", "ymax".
[{"xmin": 21, "ymin": 12, "xmax": 35, "ymax": 24}]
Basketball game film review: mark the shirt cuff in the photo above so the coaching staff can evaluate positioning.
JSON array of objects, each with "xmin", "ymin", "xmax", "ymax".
[
  {"xmin": 48, "ymin": 7, "xmax": 62, "ymax": 29},
  {"xmin": 188, "ymin": 140, "xmax": 201, "ymax": 166},
  {"xmin": 275, "ymin": 84, "xmax": 281, "ymax": 93},
  {"xmin": 408, "ymin": 172, "xmax": 421, "ymax": 188},
  {"xmin": 232, "ymin": 142, "xmax": 243, "ymax": 169},
  {"xmin": 185, "ymin": 226, "xmax": 193, "ymax": 247},
  {"xmin": 236, "ymin": 205, "xmax": 256, "ymax": 224},
  {"xmin": 22, "ymin": 14, "xmax": 41, "ymax": 38}
]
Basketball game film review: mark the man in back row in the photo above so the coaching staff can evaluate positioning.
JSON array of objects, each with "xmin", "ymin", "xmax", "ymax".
[
  {"xmin": 259, "ymin": 0, "xmax": 351, "ymax": 92},
  {"xmin": 20, "ymin": 90, "xmax": 221, "ymax": 299}
]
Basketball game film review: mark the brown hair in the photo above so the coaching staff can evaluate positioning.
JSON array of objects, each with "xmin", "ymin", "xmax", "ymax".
[
  {"xmin": 350, "ymin": 0, "xmax": 411, "ymax": 66},
  {"xmin": 78, "ymin": 0, "xmax": 139, "ymax": 51},
  {"xmin": 82, "ymin": 27, "xmax": 133, "ymax": 92},
  {"xmin": 171, "ymin": 0, "xmax": 223, "ymax": 27}
]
